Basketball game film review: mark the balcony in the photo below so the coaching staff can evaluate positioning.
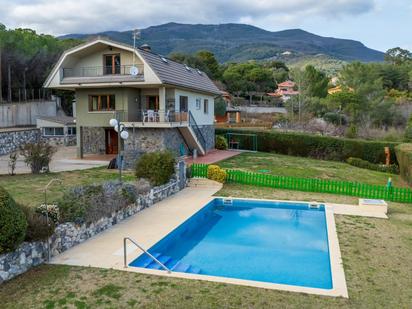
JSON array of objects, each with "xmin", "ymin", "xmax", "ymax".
[{"xmin": 60, "ymin": 64, "xmax": 144, "ymax": 84}]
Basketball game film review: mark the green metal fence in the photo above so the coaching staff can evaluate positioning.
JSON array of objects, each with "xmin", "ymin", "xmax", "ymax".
[{"xmin": 191, "ymin": 163, "xmax": 412, "ymax": 203}]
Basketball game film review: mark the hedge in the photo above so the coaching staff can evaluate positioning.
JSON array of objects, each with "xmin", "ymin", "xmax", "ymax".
[
  {"xmin": 395, "ymin": 143, "xmax": 412, "ymax": 185},
  {"xmin": 216, "ymin": 128, "xmax": 399, "ymax": 165}
]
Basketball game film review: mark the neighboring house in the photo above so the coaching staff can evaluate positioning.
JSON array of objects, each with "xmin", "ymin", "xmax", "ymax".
[
  {"xmin": 44, "ymin": 37, "xmax": 220, "ymax": 165},
  {"xmin": 215, "ymin": 91, "xmax": 241, "ymax": 123},
  {"xmin": 36, "ymin": 115, "xmax": 77, "ymax": 146},
  {"xmin": 267, "ymin": 80, "xmax": 299, "ymax": 102}
]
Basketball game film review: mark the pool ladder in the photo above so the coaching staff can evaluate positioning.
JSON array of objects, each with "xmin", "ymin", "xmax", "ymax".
[{"xmin": 123, "ymin": 237, "xmax": 172, "ymax": 273}]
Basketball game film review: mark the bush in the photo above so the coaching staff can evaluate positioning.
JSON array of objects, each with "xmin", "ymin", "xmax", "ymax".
[
  {"xmin": 20, "ymin": 142, "xmax": 56, "ymax": 174},
  {"xmin": 207, "ymin": 165, "xmax": 227, "ymax": 183},
  {"xmin": 0, "ymin": 186, "xmax": 27, "ymax": 253},
  {"xmin": 216, "ymin": 128, "xmax": 399, "ymax": 165},
  {"xmin": 215, "ymin": 135, "xmax": 228, "ymax": 150},
  {"xmin": 395, "ymin": 143, "xmax": 412, "ymax": 184},
  {"xmin": 347, "ymin": 157, "xmax": 400, "ymax": 174},
  {"xmin": 135, "ymin": 151, "xmax": 176, "ymax": 186},
  {"xmin": 345, "ymin": 124, "xmax": 358, "ymax": 138},
  {"xmin": 58, "ymin": 182, "xmax": 138, "ymax": 224},
  {"xmin": 21, "ymin": 206, "xmax": 55, "ymax": 241}
]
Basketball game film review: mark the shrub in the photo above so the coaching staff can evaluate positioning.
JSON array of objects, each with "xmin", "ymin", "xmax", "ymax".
[
  {"xmin": 347, "ymin": 157, "xmax": 400, "ymax": 174},
  {"xmin": 215, "ymin": 135, "xmax": 228, "ymax": 150},
  {"xmin": 36, "ymin": 204, "xmax": 60, "ymax": 224},
  {"xmin": 216, "ymin": 128, "xmax": 399, "ymax": 165},
  {"xmin": 0, "ymin": 186, "xmax": 27, "ymax": 253},
  {"xmin": 395, "ymin": 143, "xmax": 412, "ymax": 184},
  {"xmin": 58, "ymin": 182, "xmax": 138, "ymax": 224},
  {"xmin": 345, "ymin": 124, "xmax": 358, "ymax": 138},
  {"xmin": 20, "ymin": 142, "xmax": 56, "ymax": 174},
  {"xmin": 207, "ymin": 165, "xmax": 227, "ymax": 183},
  {"xmin": 135, "ymin": 151, "xmax": 176, "ymax": 186},
  {"xmin": 21, "ymin": 206, "xmax": 55, "ymax": 241}
]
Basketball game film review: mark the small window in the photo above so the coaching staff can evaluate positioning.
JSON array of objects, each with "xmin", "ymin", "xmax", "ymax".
[
  {"xmin": 68, "ymin": 127, "xmax": 77, "ymax": 135},
  {"xmin": 88, "ymin": 95, "xmax": 116, "ymax": 111},
  {"xmin": 44, "ymin": 127, "xmax": 64, "ymax": 136},
  {"xmin": 203, "ymin": 99, "xmax": 209, "ymax": 114},
  {"xmin": 196, "ymin": 98, "xmax": 201, "ymax": 110}
]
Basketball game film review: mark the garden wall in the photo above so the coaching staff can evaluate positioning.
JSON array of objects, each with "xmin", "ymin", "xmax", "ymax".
[
  {"xmin": 0, "ymin": 128, "xmax": 41, "ymax": 155},
  {"xmin": 0, "ymin": 160, "xmax": 187, "ymax": 284}
]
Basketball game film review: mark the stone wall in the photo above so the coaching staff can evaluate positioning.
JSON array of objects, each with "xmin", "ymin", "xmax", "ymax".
[
  {"xmin": 42, "ymin": 135, "xmax": 77, "ymax": 147},
  {"xmin": 123, "ymin": 128, "xmax": 188, "ymax": 168},
  {"xmin": 82, "ymin": 127, "xmax": 106, "ymax": 154},
  {"xmin": 199, "ymin": 125, "xmax": 215, "ymax": 151},
  {"xmin": 0, "ymin": 128, "xmax": 41, "ymax": 155},
  {"xmin": 0, "ymin": 161, "xmax": 187, "ymax": 284}
]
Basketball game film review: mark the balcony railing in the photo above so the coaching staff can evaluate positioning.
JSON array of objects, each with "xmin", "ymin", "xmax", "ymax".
[
  {"xmin": 62, "ymin": 64, "xmax": 144, "ymax": 78},
  {"xmin": 135, "ymin": 110, "xmax": 188, "ymax": 123}
]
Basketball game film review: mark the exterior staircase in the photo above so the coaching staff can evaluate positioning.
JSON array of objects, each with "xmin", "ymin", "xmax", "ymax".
[
  {"xmin": 129, "ymin": 253, "xmax": 202, "ymax": 274},
  {"xmin": 178, "ymin": 111, "xmax": 207, "ymax": 156}
]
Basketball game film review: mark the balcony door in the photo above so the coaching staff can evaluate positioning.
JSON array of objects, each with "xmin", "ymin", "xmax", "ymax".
[{"xmin": 104, "ymin": 54, "xmax": 121, "ymax": 75}]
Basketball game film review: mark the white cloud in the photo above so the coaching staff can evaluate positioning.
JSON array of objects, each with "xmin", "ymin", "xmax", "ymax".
[{"xmin": 0, "ymin": 0, "xmax": 376, "ymax": 35}]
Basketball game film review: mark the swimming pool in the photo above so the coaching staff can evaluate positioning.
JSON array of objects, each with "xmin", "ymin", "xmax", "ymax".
[{"xmin": 130, "ymin": 198, "xmax": 336, "ymax": 290}]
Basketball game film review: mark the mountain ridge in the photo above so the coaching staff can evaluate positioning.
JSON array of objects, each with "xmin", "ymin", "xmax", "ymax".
[{"xmin": 59, "ymin": 22, "xmax": 384, "ymax": 63}]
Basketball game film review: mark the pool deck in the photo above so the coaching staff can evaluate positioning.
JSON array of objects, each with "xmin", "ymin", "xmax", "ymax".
[{"xmin": 50, "ymin": 179, "xmax": 388, "ymax": 298}]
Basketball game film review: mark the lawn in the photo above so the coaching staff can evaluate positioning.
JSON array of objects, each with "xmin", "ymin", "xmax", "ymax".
[
  {"xmin": 0, "ymin": 167, "xmax": 134, "ymax": 208},
  {"xmin": 218, "ymin": 152, "xmax": 407, "ymax": 187},
  {"xmin": 1, "ymin": 153, "xmax": 411, "ymax": 308}
]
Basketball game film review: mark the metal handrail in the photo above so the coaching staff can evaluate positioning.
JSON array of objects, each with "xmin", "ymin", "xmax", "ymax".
[
  {"xmin": 123, "ymin": 237, "xmax": 171, "ymax": 273},
  {"xmin": 188, "ymin": 111, "xmax": 207, "ymax": 151}
]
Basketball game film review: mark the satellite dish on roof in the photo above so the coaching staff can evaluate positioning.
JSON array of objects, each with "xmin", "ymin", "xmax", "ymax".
[{"xmin": 130, "ymin": 66, "xmax": 139, "ymax": 76}]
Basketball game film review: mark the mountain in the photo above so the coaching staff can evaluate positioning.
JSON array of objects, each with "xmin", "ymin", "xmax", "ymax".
[{"xmin": 60, "ymin": 22, "xmax": 384, "ymax": 63}]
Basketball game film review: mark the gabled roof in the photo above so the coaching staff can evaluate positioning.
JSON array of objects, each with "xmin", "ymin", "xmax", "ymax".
[
  {"xmin": 44, "ymin": 37, "xmax": 220, "ymax": 95},
  {"xmin": 137, "ymin": 48, "xmax": 221, "ymax": 95}
]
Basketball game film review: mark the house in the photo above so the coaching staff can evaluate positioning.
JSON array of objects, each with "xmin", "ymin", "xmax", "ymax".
[
  {"xmin": 215, "ymin": 91, "xmax": 241, "ymax": 124},
  {"xmin": 44, "ymin": 37, "xmax": 220, "ymax": 165},
  {"xmin": 267, "ymin": 80, "xmax": 299, "ymax": 102},
  {"xmin": 36, "ymin": 115, "xmax": 77, "ymax": 146}
]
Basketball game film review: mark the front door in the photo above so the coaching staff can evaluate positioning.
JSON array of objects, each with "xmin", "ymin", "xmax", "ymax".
[{"xmin": 106, "ymin": 129, "xmax": 118, "ymax": 154}]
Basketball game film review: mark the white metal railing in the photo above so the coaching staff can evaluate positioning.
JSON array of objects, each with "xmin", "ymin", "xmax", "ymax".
[{"xmin": 123, "ymin": 237, "xmax": 171, "ymax": 273}]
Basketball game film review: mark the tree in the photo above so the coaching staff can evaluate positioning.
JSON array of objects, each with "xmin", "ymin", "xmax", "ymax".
[
  {"xmin": 169, "ymin": 50, "xmax": 221, "ymax": 80},
  {"xmin": 302, "ymin": 65, "xmax": 329, "ymax": 98},
  {"xmin": 384, "ymin": 47, "xmax": 412, "ymax": 65},
  {"xmin": 214, "ymin": 97, "xmax": 226, "ymax": 116}
]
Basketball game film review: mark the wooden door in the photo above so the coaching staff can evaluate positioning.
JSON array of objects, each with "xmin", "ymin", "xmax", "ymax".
[{"xmin": 106, "ymin": 129, "xmax": 118, "ymax": 154}]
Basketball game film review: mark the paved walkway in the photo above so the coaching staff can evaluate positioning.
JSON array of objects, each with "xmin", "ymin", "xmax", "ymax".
[
  {"xmin": 0, "ymin": 146, "xmax": 110, "ymax": 175},
  {"xmin": 185, "ymin": 149, "xmax": 241, "ymax": 165}
]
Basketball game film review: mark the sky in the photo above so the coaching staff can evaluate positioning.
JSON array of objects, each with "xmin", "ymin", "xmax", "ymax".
[{"xmin": 1, "ymin": 0, "xmax": 411, "ymax": 52}]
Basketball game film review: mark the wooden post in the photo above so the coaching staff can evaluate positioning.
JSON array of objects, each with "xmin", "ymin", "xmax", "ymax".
[{"xmin": 384, "ymin": 147, "xmax": 390, "ymax": 166}]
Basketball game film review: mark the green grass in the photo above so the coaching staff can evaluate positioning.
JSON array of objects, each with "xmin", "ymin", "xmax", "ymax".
[
  {"xmin": 0, "ymin": 167, "xmax": 134, "ymax": 208},
  {"xmin": 217, "ymin": 152, "xmax": 407, "ymax": 187}
]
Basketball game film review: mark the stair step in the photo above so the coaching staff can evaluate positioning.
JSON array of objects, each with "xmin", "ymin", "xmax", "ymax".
[
  {"xmin": 146, "ymin": 255, "xmax": 172, "ymax": 270},
  {"xmin": 186, "ymin": 266, "xmax": 201, "ymax": 274},
  {"xmin": 171, "ymin": 262, "xmax": 191, "ymax": 273},
  {"xmin": 165, "ymin": 258, "xmax": 179, "ymax": 269},
  {"xmin": 130, "ymin": 253, "xmax": 161, "ymax": 268}
]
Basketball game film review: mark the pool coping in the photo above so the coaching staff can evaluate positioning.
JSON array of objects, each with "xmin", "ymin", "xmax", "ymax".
[{"xmin": 124, "ymin": 196, "xmax": 349, "ymax": 298}]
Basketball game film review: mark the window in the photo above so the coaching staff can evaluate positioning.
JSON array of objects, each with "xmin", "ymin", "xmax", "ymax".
[
  {"xmin": 179, "ymin": 96, "xmax": 188, "ymax": 112},
  {"xmin": 195, "ymin": 98, "xmax": 201, "ymax": 110},
  {"xmin": 203, "ymin": 99, "xmax": 209, "ymax": 114},
  {"xmin": 44, "ymin": 127, "xmax": 64, "ymax": 136},
  {"xmin": 88, "ymin": 95, "xmax": 116, "ymax": 111},
  {"xmin": 67, "ymin": 127, "xmax": 77, "ymax": 135}
]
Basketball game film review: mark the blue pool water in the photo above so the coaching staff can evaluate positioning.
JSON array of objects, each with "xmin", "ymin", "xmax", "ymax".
[{"xmin": 130, "ymin": 198, "xmax": 332, "ymax": 289}]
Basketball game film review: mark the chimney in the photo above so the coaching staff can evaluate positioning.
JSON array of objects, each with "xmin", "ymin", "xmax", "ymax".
[{"xmin": 140, "ymin": 44, "xmax": 151, "ymax": 52}]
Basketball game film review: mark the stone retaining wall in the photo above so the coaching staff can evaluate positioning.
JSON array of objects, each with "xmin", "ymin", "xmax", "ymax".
[
  {"xmin": 0, "ymin": 161, "xmax": 187, "ymax": 284},
  {"xmin": 0, "ymin": 128, "xmax": 41, "ymax": 155}
]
